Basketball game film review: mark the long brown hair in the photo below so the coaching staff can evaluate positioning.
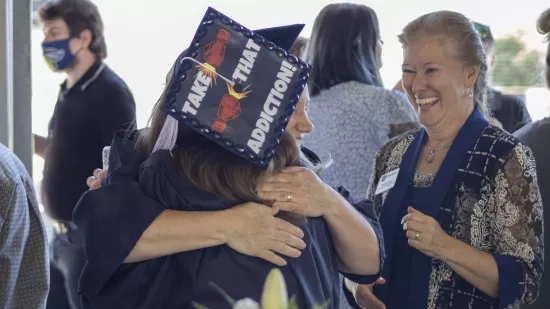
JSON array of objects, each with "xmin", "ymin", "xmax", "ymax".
[
  {"xmin": 306, "ymin": 3, "xmax": 384, "ymax": 96},
  {"xmin": 137, "ymin": 63, "xmax": 304, "ymax": 222}
]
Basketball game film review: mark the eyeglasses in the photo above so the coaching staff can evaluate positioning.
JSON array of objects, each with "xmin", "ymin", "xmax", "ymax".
[{"xmin": 473, "ymin": 22, "xmax": 490, "ymax": 39}]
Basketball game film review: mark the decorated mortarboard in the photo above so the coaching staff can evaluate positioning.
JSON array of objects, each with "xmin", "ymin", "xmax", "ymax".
[
  {"xmin": 254, "ymin": 25, "xmax": 306, "ymax": 51},
  {"xmin": 153, "ymin": 7, "xmax": 310, "ymax": 168}
]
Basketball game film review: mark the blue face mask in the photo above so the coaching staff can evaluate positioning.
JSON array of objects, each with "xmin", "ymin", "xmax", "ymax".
[{"xmin": 42, "ymin": 38, "xmax": 76, "ymax": 71}]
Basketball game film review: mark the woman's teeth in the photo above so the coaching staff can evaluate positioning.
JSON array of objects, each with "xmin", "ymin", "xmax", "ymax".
[{"xmin": 416, "ymin": 97, "xmax": 439, "ymax": 107}]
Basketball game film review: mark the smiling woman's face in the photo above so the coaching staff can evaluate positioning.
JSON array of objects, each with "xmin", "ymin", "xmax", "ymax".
[{"xmin": 401, "ymin": 36, "xmax": 476, "ymax": 128}]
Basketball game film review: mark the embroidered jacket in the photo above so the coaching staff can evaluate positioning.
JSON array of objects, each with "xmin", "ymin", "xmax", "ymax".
[{"xmin": 366, "ymin": 108, "xmax": 543, "ymax": 309}]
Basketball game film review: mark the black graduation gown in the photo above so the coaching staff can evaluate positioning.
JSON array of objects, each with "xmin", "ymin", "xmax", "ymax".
[{"xmin": 73, "ymin": 130, "xmax": 383, "ymax": 309}]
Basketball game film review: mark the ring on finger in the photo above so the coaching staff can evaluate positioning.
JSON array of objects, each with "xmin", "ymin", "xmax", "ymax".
[
  {"xmin": 415, "ymin": 232, "xmax": 420, "ymax": 240},
  {"xmin": 287, "ymin": 194, "xmax": 293, "ymax": 202}
]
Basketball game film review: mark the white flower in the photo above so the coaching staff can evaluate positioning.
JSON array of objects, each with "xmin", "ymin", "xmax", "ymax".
[{"xmin": 233, "ymin": 298, "xmax": 260, "ymax": 309}]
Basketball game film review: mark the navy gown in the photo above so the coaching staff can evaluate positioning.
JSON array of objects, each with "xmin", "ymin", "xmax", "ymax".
[{"xmin": 73, "ymin": 130, "xmax": 384, "ymax": 309}]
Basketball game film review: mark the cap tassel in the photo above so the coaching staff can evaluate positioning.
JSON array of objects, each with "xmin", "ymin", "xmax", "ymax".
[{"xmin": 152, "ymin": 114, "xmax": 179, "ymax": 154}]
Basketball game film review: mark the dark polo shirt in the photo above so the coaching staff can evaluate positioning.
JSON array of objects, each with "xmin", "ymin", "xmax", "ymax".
[
  {"xmin": 42, "ymin": 58, "xmax": 136, "ymax": 221},
  {"xmin": 489, "ymin": 88, "xmax": 532, "ymax": 133}
]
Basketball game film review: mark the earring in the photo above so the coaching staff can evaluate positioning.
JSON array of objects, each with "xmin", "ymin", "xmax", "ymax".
[{"xmin": 468, "ymin": 90, "xmax": 473, "ymax": 98}]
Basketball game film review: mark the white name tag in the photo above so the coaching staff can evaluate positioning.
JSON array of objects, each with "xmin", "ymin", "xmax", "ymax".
[{"xmin": 375, "ymin": 168, "xmax": 400, "ymax": 195}]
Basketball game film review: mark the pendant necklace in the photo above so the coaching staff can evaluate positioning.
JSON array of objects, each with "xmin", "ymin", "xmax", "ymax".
[{"xmin": 426, "ymin": 142, "xmax": 453, "ymax": 163}]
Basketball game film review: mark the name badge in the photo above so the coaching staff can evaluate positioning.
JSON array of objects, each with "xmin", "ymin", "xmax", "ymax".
[{"xmin": 375, "ymin": 168, "xmax": 400, "ymax": 195}]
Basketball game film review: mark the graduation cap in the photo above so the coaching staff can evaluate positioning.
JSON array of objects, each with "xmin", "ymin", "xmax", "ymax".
[{"xmin": 153, "ymin": 7, "xmax": 310, "ymax": 168}]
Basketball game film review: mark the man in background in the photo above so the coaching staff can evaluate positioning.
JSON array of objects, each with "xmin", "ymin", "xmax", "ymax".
[
  {"xmin": 0, "ymin": 143, "xmax": 49, "ymax": 309},
  {"xmin": 35, "ymin": 0, "xmax": 136, "ymax": 308},
  {"xmin": 473, "ymin": 21, "xmax": 532, "ymax": 133},
  {"xmin": 290, "ymin": 36, "xmax": 308, "ymax": 60},
  {"xmin": 515, "ymin": 8, "xmax": 550, "ymax": 309}
]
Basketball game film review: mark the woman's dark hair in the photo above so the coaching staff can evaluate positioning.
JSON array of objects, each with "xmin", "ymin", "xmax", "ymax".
[
  {"xmin": 137, "ymin": 61, "xmax": 304, "ymax": 222},
  {"xmin": 306, "ymin": 3, "xmax": 383, "ymax": 96},
  {"xmin": 39, "ymin": 0, "xmax": 107, "ymax": 59}
]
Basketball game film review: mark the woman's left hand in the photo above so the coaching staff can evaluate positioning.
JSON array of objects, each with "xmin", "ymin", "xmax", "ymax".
[
  {"xmin": 402, "ymin": 206, "xmax": 450, "ymax": 259},
  {"xmin": 256, "ymin": 166, "xmax": 339, "ymax": 218}
]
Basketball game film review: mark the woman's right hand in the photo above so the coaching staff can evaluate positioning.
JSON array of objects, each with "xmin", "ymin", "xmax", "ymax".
[
  {"xmin": 222, "ymin": 202, "xmax": 307, "ymax": 266},
  {"xmin": 348, "ymin": 277, "xmax": 386, "ymax": 309}
]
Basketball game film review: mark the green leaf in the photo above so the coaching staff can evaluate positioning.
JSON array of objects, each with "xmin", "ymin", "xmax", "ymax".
[
  {"xmin": 192, "ymin": 302, "xmax": 210, "ymax": 309},
  {"xmin": 208, "ymin": 282, "xmax": 236, "ymax": 306},
  {"xmin": 311, "ymin": 298, "xmax": 331, "ymax": 309},
  {"xmin": 288, "ymin": 295, "xmax": 299, "ymax": 309}
]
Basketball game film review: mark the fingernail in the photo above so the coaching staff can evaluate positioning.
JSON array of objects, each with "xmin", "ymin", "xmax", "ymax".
[{"xmin": 400, "ymin": 216, "xmax": 404, "ymax": 224}]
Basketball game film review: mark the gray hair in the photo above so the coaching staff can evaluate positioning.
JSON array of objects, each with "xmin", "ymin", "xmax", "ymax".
[{"xmin": 398, "ymin": 11, "xmax": 489, "ymax": 117}]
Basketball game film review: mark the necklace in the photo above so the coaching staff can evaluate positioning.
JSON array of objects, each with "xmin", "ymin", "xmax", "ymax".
[{"xmin": 426, "ymin": 142, "xmax": 453, "ymax": 163}]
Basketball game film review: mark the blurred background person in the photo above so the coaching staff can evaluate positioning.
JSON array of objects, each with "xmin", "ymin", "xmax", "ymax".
[
  {"xmin": 0, "ymin": 143, "xmax": 49, "ymax": 309},
  {"xmin": 289, "ymin": 36, "xmax": 308, "ymax": 60},
  {"xmin": 304, "ymin": 3, "xmax": 419, "ymax": 200},
  {"xmin": 35, "ymin": 0, "xmax": 136, "ymax": 308},
  {"xmin": 473, "ymin": 21, "xmax": 532, "ymax": 133},
  {"xmin": 515, "ymin": 8, "xmax": 550, "ymax": 309}
]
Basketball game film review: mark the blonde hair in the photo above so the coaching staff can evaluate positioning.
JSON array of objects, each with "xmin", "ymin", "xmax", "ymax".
[
  {"xmin": 537, "ymin": 8, "xmax": 550, "ymax": 89},
  {"xmin": 398, "ymin": 11, "xmax": 489, "ymax": 117}
]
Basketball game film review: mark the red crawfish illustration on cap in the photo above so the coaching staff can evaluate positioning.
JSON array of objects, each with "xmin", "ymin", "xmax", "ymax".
[
  {"xmin": 212, "ymin": 81, "xmax": 251, "ymax": 133},
  {"xmin": 198, "ymin": 28, "xmax": 231, "ymax": 85}
]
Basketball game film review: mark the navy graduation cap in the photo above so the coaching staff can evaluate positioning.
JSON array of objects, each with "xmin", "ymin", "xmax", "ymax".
[{"xmin": 153, "ymin": 7, "xmax": 310, "ymax": 168}]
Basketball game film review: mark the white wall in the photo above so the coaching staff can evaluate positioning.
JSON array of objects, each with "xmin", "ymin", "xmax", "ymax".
[
  {"xmin": 30, "ymin": 0, "xmax": 550, "ymax": 182},
  {"xmin": 31, "ymin": 0, "xmax": 550, "ymax": 136}
]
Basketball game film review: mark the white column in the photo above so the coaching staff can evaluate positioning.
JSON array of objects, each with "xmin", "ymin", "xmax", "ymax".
[
  {"xmin": 12, "ymin": 0, "xmax": 33, "ymax": 173},
  {"xmin": 0, "ymin": 0, "xmax": 14, "ymax": 151},
  {"xmin": 0, "ymin": 0, "xmax": 33, "ymax": 174}
]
